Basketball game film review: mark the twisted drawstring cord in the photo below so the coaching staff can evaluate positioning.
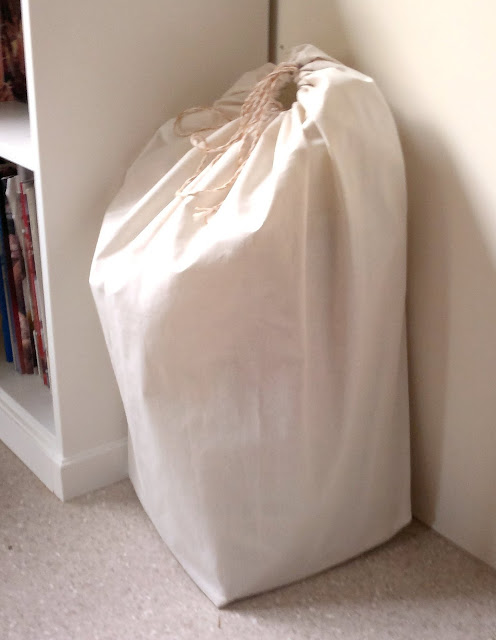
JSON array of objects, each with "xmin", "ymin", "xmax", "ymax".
[{"xmin": 174, "ymin": 62, "xmax": 301, "ymax": 221}]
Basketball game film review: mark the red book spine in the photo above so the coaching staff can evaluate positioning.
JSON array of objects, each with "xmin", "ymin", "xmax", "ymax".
[{"xmin": 19, "ymin": 182, "xmax": 48, "ymax": 385}]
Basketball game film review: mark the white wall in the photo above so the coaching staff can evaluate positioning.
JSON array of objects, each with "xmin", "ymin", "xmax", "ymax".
[{"xmin": 275, "ymin": 0, "xmax": 496, "ymax": 568}]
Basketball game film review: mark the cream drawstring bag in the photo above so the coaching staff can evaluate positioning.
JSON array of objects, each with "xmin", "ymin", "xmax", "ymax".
[{"xmin": 90, "ymin": 45, "xmax": 411, "ymax": 606}]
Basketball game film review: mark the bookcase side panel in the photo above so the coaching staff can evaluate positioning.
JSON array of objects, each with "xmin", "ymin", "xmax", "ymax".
[{"xmin": 26, "ymin": 0, "xmax": 268, "ymax": 461}]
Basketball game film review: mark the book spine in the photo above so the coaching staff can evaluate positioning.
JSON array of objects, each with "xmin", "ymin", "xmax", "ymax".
[
  {"xmin": 0, "ymin": 165, "xmax": 18, "ymax": 368},
  {"xmin": 19, "ymin": 181, "xmax": 48, "ymax": 385},
  {"xmin": 0, "ymin": 255, "xmax": 13, "ymax": 362},
  {"xmin": 32, "ymin": 328, "xmax": 40, "ymax": 377},
  {"xmin": 0, "ymin": 0, "xmax": 27, "ymax": 103},
  {"xmin": 0, "ymin": 176, "xmax": 23, "ymax": 372},
  {"xmin": 24, "ymin": 182, "xmax": 49, "ymax": 386},
  {"xmin": 7, "ymin": 175, "xmax": 35, "ymax": 373},
  {"xmin": 6, "ymin": 175, "xmax": 35, "ymax": 373},
  {"xmin": 0, "ymin": 174, "xmax": 13, "ymax": 361}
]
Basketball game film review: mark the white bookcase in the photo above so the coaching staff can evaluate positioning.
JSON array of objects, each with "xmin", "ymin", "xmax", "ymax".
[{"xmin": 0, "ymin": 0, "xmax": 268, "ymax": 499}]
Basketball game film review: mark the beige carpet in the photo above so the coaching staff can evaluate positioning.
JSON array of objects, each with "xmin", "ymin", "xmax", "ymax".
[{"xmin": 1, "ymin": 440, "xmax": 496, "ymax": 640}]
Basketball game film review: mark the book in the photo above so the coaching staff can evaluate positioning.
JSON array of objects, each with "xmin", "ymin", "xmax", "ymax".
[
  {"xmin": 13, "ymin": 173, "xmax": 35, "ymax": 354},
  {"xmin": 0, "ymin": 0, "xmax": 27, "ymax": 102},
  {"xmin": 0, "ymin": 162, "xmax": 49, "ymax": 383},
  {"xmin": 0, "ymin": 176, "xmax": 23, "ymax": 371},
  {"xmin": 23, "ymin": 179, "xmax": 49, "ymax": 386},
  {"xmin": 19, "ymin": 179, "xmax": 48, "ymax": 385},
  {"xmin": 0, "ymin": 161, "xmax": 16, "ymax": 362},
  {"xmin": 0, "ymin": 252, "xmax": 12, "ymax": 362},
  {"xmin": 4, "ymin": 175, "xmax": 34, "ymax": 373}
]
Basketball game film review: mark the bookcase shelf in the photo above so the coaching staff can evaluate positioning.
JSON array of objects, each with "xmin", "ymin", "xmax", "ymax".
[
  {"xmin": 0, "ymin": 102, "xmax": 35, "ymax": 170},
  {"xmin": 0, "ymin": 360, "xmax": 54, "ymax": 434}
]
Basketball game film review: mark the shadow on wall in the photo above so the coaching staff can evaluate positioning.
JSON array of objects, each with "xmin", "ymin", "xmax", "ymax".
[
  {"xmin": 271, "ymin": 0, "xmax": 354, "ymax": 64},
  {"xmin": 398, "ymin": 122, "xmax": 453, "ymax": 521},
  {"xmin": 312, "ymin": 0, "xmax": 496, "ymax": 564},
  {"xmin": 398, "ymin": 119, "xmax": 496, "ymax": 562}
]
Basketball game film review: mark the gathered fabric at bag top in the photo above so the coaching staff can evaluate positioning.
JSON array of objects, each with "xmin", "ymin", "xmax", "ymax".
[{"xmin": 90, "ymin": 45, "xmax": 411, "ymax": 607}]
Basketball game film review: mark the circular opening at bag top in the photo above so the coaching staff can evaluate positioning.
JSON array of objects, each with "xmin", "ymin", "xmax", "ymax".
[{"xmin": 277, "ymin": 79, "xmax": 298, "ymax": 110}]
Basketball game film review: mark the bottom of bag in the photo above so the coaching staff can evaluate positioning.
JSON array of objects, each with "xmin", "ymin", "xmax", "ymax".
[{"xmin": 129, "ymin": 457, "xmax": 411, "ymax": 608}]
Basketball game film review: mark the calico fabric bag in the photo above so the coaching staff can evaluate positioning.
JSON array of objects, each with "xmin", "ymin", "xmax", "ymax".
[{"xmin": 90, "ymin": 45, "xmax": 411, "ymax": 606}]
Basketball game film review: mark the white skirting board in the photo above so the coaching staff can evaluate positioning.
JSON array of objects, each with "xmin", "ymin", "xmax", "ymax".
[
  {"xmin": 0, "ymin": 404, "xmax": 128, "ymax": 501},
  {"xmin": 58, "ymin": 436, "xmax": 128, "ymax": 501}
]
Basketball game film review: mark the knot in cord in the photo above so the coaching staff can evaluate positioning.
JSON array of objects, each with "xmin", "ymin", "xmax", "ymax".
[{"xmin": 174, "ymin": 61, "xmax": 301, "ymax": 221}]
